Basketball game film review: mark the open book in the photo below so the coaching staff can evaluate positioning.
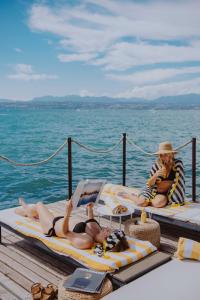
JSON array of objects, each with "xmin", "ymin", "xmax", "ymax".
[
  {"xmin": 72, "ymin": 179, "xmax": 106, "ymax": 209},
  {"xmin": 63, "ymin": 268, "xmax": 106, "ymax": 293}
]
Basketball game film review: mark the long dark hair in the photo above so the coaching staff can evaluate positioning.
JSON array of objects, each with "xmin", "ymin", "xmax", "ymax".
[{"xmin": 109, "ymin": 236, "xmax": 129, "ymax": 252}]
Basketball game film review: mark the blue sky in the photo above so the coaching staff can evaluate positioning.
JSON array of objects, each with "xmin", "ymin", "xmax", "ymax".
[{"xmin": 1, "ymin": 0, "xmax": 200, "ymax": 100}]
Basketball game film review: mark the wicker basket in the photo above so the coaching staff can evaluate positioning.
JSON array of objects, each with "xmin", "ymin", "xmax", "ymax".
[
  {"xmin": 124, "ymin": 218, "xmax": 160, "ymax": 248},
  {"xmin": 58, "ymin": 277, "xmax": 113, "ymax": 300}
]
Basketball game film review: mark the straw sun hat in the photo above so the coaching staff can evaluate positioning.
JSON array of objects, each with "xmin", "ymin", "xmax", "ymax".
[{"xmin": 154, "ymin": 141, "xmax": 178, "ymax": 155}]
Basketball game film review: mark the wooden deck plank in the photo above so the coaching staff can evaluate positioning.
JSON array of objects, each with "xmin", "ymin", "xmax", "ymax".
[
  {"xmin": 0, "ymin": 249, "xmax": 50, "ymax": 286},
  {"xmin": 0, "ymin": 284, "xmax": 19, "ymax": 300},
  {"xmin": 0, "ymin": 273, "xmax": 31, "ymax": 300},
  {"xmin": 0, "ymin": 261, "xmax": 33, "ymax": 292},
  {"xmin": 0, "ymin": 240, "xmax": 61, "ymax": 285},
  {"xmin": 2, "ymin": 233, "xmax": 66, "ymax": 278},
  {"xmin": 2, "ymin": 231, "xmax": 74, "ymax": 275}
]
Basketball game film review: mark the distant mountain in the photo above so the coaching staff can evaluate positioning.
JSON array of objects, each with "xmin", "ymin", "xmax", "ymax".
[
  {"xmin": 1, "ymin": 93, "xmax": 200, "ymax": 109},
  {"xmin": 31, "ymin": 95, "xmax": 145, "ymax": 104},
  {"xmin": 153, "ymin": 94, "xmax": 200, "ymax": 108}
]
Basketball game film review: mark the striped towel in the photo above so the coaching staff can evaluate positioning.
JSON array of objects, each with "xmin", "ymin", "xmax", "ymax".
[
  {"xmin": 100, "ymin": 183, "xmax": 140, "ymax": 211},
  {"xmin": 176, "ymin": 238, "xmax": 200, "ymax": 261},
  {"xmin": 14, "ymin": 217, "xmax": 156, "ymax": 271}
]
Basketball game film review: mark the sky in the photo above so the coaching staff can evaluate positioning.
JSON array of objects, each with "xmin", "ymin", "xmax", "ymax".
[{"xmin": 1, "ymin": 0, "xmax": 200, "ymax": 100}]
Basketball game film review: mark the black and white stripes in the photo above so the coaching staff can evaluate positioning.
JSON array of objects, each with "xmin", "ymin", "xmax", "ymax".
[{"xmin": 141, "ymin": 159, "xmax": 185, "ymax": 205}]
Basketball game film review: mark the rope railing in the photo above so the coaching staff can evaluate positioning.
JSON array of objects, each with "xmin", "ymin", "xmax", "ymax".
[
  {"xmin": 0, "ymin": 138, "xmax": 68, "ymax": 166},
  {"xmin": 0, "ymin": 134, "xmax": 198, "ymax": 201},
  {"xmin": 72, "ymin": 137, "xmax": 123, "ymax": 154},
  {"xmin": 127, "ymin": 137, "xmax": 192, "ymax": 155}
]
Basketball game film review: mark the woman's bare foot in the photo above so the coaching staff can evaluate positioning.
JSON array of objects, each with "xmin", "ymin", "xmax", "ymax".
[{"xmin": 18, "ymin": 198, "xmax": 39, "ymax": 219}]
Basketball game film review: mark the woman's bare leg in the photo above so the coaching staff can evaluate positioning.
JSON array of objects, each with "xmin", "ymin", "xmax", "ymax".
[
  {"xmin": 16, "ymin": 198, "xmax": 55, "ymax": 233},
  {"xmin": 35, "ymin": 202, "xmax": 54, "ymax": 234},
  {"xmin": 131, "ymin": 195, "xmax": 148, "ymax": 207},
  {"xmin": 152, "ymin": 195, "xmax": 168, "ymax": 208},
  {"xmin": 15, "ymin": 198, "xmax": 39, "ymax": 219}
]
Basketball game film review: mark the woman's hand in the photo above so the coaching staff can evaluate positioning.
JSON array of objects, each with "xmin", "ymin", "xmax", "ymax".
[
  {"xmin": 156, "ymin": 166, "xmax": 167, "ymax": 178},
  {"xmin": 87, "ymin": 202, "xmax": 94, "ymax": 209}
]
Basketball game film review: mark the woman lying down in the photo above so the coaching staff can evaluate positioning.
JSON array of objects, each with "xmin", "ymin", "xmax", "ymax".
[{"xmin": 15, "ymin": 198, "xmax": 129, "ymax": 255}]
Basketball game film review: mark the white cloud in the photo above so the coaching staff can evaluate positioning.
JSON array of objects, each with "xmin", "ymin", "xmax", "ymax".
[
  {"xmin": 27, "ymin": 1, "xmax": 200, "ymax": 71},
  {"xmin": 116, "ymin": 77, "xmax": 200, "ymax": 100},
  {"xmin": 58, "ymin": 52, "xmax": 96, "ymax": 62},
  {"xmin": 14, "ymin": 48, "xmax": 23, "ymax": 53},
  {"xmin": 7, "ymin": 64, "xmax": 58, "ymax": 81},
  {"xmin": 107, "ymin": 66, "xmax": 200, "ymax": 85},
  {"xmin": 27, "ymin": 1, "xmax": 200, "ymax": 98},
  {"xmin": 93, "ymin": 42, "xmax": 200, "ymax": 71}
]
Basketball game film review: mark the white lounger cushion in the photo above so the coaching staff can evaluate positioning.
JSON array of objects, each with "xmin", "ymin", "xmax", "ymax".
[
  {"xmin": 103, "ymin": 259, "xmax": 200, "ymax": 300},
  {"xmin": 100, "ymin": 183, "xmax": 200, "ymax": 224}
]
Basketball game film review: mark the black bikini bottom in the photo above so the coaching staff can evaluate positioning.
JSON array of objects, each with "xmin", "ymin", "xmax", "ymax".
[
  {"xmin": 73, "ymin": 219, "xmax": 101, "ymax": 233},
  {"xmin": 45, "ymin": 217, "xmax": 101, "ymax": 237},
  {"xmin": 45, "ymin": 216, "xmax": 64, "ymax": 237}
]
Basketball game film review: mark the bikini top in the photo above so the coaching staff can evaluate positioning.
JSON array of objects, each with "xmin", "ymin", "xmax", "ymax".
[{"xmin": 162, "ymin": 168, "xmax": 176, "ymax": 181}]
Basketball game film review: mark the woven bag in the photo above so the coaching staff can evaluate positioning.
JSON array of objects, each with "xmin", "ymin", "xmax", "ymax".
[{"xmin": 58, "ymin": 277, "xmax": 113, "ymax": 300}]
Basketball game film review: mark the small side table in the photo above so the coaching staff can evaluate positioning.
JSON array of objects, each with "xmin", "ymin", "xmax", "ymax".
[
  {"xmin": 58, "ymin": 277, "xmax": 113, "ymax": 300},
  {"xmin": 96, "ymin": 205, "xmax": 135, "ymax": 230},
  {"xmin": 124, "ymin": 218, "xmax": 160, "ymax": 248}
]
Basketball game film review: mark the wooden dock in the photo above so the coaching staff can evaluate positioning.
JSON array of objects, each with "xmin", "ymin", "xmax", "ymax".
[{"xmin": 0, "ymin": 201, "xmax": 178, "ymax": 299}]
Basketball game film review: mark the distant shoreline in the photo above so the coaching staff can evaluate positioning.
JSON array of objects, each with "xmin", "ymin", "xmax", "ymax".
[{"xmin": 1, "ymin": 93, "xmax": 200, "ymax": 110}]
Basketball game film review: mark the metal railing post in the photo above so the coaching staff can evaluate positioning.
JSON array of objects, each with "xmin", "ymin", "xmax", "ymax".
[
  {"xmin": 122, "ymin": 133, "xmax": 126, "ymax": 186},
  {"xmin": 68, "ymin": 137, "xmax": 72, "ymax": 199},
  {"xmin": 192, "ymin": 137, "xmax": 196, "ymax": 202}
]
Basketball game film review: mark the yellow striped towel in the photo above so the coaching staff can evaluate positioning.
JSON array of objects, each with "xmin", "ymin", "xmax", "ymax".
[
  {"xmin": 15, "ymin": 218, "xmax": 156, "ymax": 272},
  {"xmin": 176, "ymin": 237, "xmax": 200, "ymax": 261}
]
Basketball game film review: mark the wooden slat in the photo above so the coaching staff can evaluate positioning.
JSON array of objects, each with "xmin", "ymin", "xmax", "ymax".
[
  {"xmin": 0, "ymin": 240, "xmax": 61, "ymax": 285},
  {"xmin": 3, "ymin": 231, "xmax": 74, "ymax": 275},
  {"xmin": 0, "ymin": 284, "xmax": 19, "ymax": 300},
  {"xmin": 0, "ymin": 261, "xmax": 32, "ymax": 291},
  {"xmin": 0, "ymin": 273, "xmax": 31, "ymax": 300},
  {"xmin": 2, "ymin": 233, "xmax": 65, "ymax": 278},
  {"xmin": 0, "ymin": 250, "xmax": 49, "ymax": 286}
]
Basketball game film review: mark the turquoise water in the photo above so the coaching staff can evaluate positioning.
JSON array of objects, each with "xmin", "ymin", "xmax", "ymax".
[{"xmin": 1, "ymin": 107, "xmax": 200, "ymax": 209}]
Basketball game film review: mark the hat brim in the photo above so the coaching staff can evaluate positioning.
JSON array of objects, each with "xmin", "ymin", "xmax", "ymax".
[{"xmin": 154, "ymin": 150, "xmax": 178, "ymax": 155}]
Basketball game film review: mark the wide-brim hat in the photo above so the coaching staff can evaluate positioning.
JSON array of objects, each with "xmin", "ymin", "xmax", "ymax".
[{"xmin": 154, "ymin": 141, "xmax": 178, "ymax": 155}]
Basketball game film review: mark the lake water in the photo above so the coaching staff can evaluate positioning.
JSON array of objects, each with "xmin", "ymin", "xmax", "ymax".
[{"xmin": 1, "ymin": 107, "xmax": 200, "ymax": 209}]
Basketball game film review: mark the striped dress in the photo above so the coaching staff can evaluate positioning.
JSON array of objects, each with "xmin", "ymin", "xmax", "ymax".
[{"xmin": 141, "ymin": 159, "xmax": 185, "ymax": 205}]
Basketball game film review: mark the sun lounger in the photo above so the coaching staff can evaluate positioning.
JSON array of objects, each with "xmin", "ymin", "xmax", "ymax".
[
  {"xmin": 100, "ymin": 183, "xmax": 200, "ymax": 241},
  {"xmin": 0, "ymin": 207, "xmax": 157, "ymax": 271},
  {"xmin": 103, "ymin": 259, "xmax": 200, "ymax": 300},
  {"xmin": 0, "ymin": 205, "xmax": 171, "ymax": 287}
]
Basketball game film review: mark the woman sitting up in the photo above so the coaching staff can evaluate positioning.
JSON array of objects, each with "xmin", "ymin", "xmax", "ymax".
[
  {"xmin": 132, "ymin": 141, "xmax": 185, "ymax": 208},
  {"xmin": 15, "ymin": 198, "xmax": 129, "ymax": 253}
]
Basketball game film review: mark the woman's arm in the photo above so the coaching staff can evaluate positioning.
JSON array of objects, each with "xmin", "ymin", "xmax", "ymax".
[
  {"xmin": 87, "ymin": 202, "xmax": 94, "ymax": 219},
  {"xmin": 62, "ymin": 200, "xmax": 73, "ymax": 234},
  {"xmin": 147, "ymin": 165, "xmax": 166, "ymax": 187}
]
